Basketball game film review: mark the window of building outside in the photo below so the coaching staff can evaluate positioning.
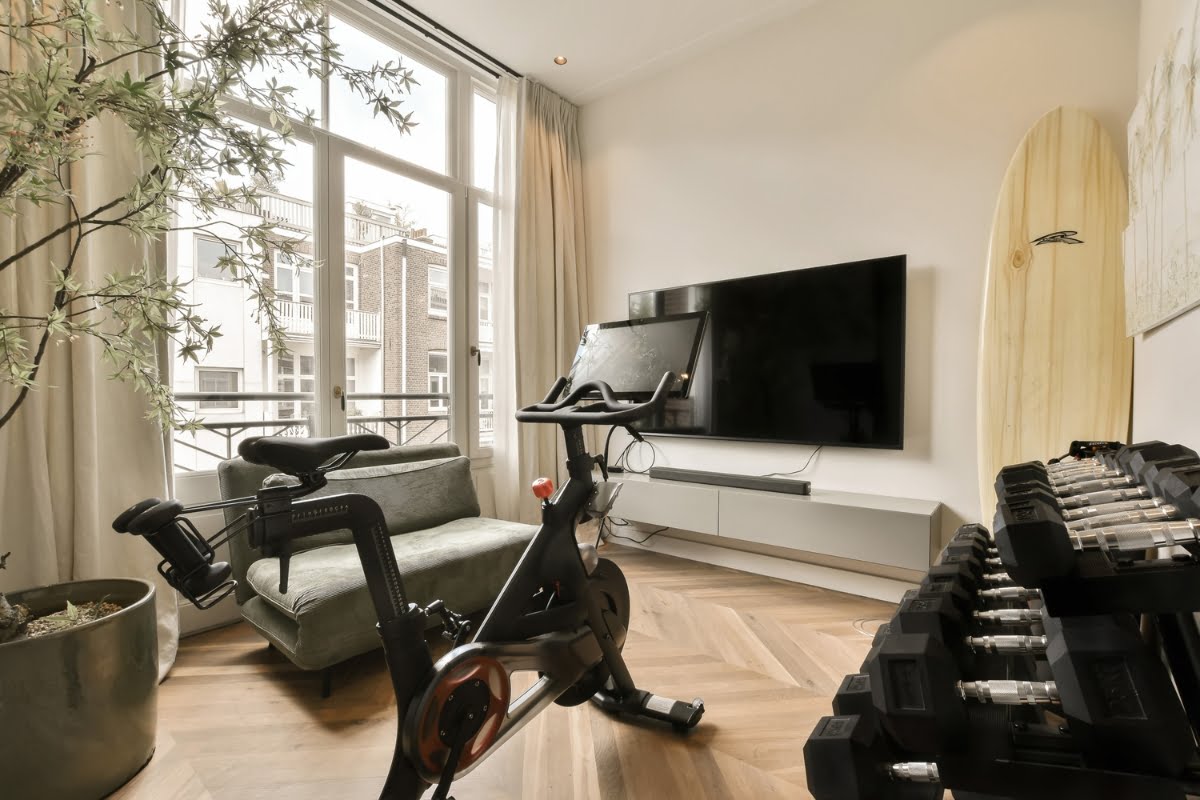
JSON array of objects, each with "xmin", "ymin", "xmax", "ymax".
[
  {"xmin": 346, "ymin": 357, "xmax": 358, "ymax": 415},
  {"xmin": 196, "ymin": 368, "xmax": 240, "ymax": 409},
  {"xmin": 428, "ymin": 265, "xmax": 448, "ymax": 317},
  {"xmin": 428, "ymin": 351, "xmax": 449, "ymax": 413},
  {"xmin": 275, "ymin": 251, "xmax": 314, "ymax": 303},
  {"xmin": 276, "ymin": 353, "xmax": 316, "ymax": 421},
  {"xmin": 169, "ymin": 1, "xmax": 499, "ymax": 475},
  {"xmin": 479, "ymin": 280, "xmax": 492, "ymax": 324},
  {"xmin": 196, "ymin": 236, "xmax": 237, "ymax": 281}
]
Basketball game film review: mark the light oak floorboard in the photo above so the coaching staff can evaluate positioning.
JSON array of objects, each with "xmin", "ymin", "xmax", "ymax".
[{"xmin": 113, "ymin": 545, "xmax": 892, "ymax": 799}]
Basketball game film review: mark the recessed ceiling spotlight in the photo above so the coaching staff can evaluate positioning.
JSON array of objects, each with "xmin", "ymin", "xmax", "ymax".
[{"xmin": 553, "ymin": 56, "xmax": 568, "ymax": 65}]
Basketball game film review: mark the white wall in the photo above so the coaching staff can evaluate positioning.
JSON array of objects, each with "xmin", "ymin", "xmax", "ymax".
[
  {"xmin": 1134, "ymin": 0, "xmax": 1200, "ymax": 448},
  {"xmin": 581, "ymin": 0, "xmax": 1140, "ymax": 544}
]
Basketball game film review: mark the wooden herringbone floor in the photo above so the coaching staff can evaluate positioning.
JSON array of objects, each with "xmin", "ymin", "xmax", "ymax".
[{"xmin": 113, "ymin": 545, "xmax": 893, "ymax": 800}]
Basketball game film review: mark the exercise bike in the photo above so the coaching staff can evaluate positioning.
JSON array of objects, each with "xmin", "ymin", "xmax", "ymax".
[{"xmin": 112, "ymin": 316, "xmax": 708, "ymax": 799}]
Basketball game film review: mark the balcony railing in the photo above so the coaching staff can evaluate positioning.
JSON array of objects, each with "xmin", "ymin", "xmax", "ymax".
[
  {"xmin": 272, "ymin": 300, "xmax": 382, "ymax": 343},
  {"xmin": 229, "ymin": 189, "xmax": 449, "ymax": 249},
  {"xmin": 172, "ymin": 392, "xmax": 456, "ymax": 472}
]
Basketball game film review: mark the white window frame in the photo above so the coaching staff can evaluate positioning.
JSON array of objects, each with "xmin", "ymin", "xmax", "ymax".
[
  {"xmin": 478, "ymin": 279, "xmax": 492, "ymax": 324},
  {"xmin": 345, "ymin": 264, "xmax": 359, "ymax": 311},
  {"xmin": 276, "ymin": 352, "xmax": 316, "ymax": 420},
  {"xmin": 274, "ymin": 250, "xmax": 314, "ymax": 304},
  {"xmin": 428, "ymin": 264, "xmax": 448, "ymax": 318},
  {"xmin": 195, "ymin": 367, "xmax": 242, "ymax": 411},
  {"xmin": 428, "ymin": 350, "xmax": 449, "ymax": 414}
]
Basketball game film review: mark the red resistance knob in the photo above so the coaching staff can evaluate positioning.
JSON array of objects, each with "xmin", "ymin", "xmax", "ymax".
[{"xmin": 532, "ymin": 477, "xmax": 555, "ymax": 500}]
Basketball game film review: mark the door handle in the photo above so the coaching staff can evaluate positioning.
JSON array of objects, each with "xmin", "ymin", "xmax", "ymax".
[
  {"xmin": 469, "ymin": 345, "xmax": 481, "ymax": 366},
  {"xmin": 333, "ymin": 384, "xmax": 345, "ymax": 411}
]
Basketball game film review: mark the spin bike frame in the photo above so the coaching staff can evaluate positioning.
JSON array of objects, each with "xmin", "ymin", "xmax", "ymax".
[{"xmin": 124, "ymin": 371, "xmax": 698, "ymax": 800}]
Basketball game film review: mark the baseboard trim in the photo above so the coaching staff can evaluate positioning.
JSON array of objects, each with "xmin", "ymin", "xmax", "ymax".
[{"xmin": 613, "ymin": 531, "xmax": 916, "ymax": 603}]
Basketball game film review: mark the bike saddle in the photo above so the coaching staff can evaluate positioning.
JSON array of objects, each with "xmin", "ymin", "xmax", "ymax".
[{"xmin": 238, "ymin": 433, "xmax": 389, "ymax": 475}]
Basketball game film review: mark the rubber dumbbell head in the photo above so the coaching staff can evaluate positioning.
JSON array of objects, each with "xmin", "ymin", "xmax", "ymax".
[
  {"xmin": 805, "ymin": 715, "xmax": 944, "ymax": 800},
  {"xmin": 993, "ymin": 498, "xmax": 1078, "ymax": 586},
  {"xmin": 867, "ymin": 632, "xmax": 967, "ymax": 755},
  {"xmin": 1042, "ymin": 614, "xmax": 1195, "ymax": 776},
  {"xmin": 860, "ymin": 622, "xmax": 892, "ymax": 672}
]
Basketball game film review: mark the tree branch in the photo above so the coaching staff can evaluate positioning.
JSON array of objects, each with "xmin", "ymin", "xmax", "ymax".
[{"xmin": 0, "ymin": 194, "xmax": 124, "ymax": 272}]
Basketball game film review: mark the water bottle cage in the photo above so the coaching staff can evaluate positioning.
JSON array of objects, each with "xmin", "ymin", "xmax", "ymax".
[{"xmin": 153, "ymin": 517, "xmax": 236, "ymax": 610}]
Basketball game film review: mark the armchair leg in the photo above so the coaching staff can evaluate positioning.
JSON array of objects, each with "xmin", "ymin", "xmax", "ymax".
[{"xmin": 320, "ymin": 668, "xmax": 332, "ymax": 699}]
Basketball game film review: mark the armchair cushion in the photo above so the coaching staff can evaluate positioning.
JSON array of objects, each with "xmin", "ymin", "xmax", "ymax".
[
  {"xmin": 241, "ymin": 516, "xmax": 535, "ymax": 670},
  {"xmin": 259, "ymin": 456, "xmax": 482, "ymax": 549}
]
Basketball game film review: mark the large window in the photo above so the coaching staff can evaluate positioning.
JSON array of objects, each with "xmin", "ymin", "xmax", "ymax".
[{"xmin": 170, "ymin": 1, "xmax": 499, "ymax": 474}]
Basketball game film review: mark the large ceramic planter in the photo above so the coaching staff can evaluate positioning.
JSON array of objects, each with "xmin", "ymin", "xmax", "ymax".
[{"xmin": 0, "ymin": 578, "xmax": 158, "ymax": 800}]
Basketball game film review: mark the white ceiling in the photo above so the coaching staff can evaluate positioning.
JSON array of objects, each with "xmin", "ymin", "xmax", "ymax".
[{"xmin": 402, "ymin": 0, "xmax": 821, "ymax": 105}]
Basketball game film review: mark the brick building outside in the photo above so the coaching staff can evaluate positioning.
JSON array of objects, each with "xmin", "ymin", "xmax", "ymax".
[{"xmin": 172, "ymin": 190, "xmax": 491, "ymax": 472}]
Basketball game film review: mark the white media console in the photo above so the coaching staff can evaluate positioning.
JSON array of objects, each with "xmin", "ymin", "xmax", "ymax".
[{"xmin": 609, "ymin": 472, "xmax": 942, "ymax": 602}]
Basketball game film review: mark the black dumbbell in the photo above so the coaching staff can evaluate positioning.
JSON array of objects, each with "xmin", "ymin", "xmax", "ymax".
[
  {"xmin": 1057, "ymin": 461, "xmax": 1200, "ymax": 527},
  {"xmin": 996, "ymin": 471, "xmax": 1200, "ymax": 587},
  {"xmin": 941, "ymin": 539, "xmax": 996, "ymax": 563},
  {"xmin": 891, "ymin": 592, "xmax": 1046, "ymax": 674},
  {"xmin": 1066, "ymin": 463, "xmax": 1200, "ymax": 530},
  {"xmin": 867, "ymin": 620, "xmax": 1194, "ymax": 776},
  {"xmin": 998, "ymin": 445, "xmax": 1198, "ymax": 504},
  {"xmin": 806, "ymin": 714, "xmax": 944, "ymax": 800},
  {"xmin": 1030, "ymin": 441, "xmax": 1179, "ymax": 480},
  {"xmin": 860, "ymin": 622, "xmax": 892, "ymax": 672}
]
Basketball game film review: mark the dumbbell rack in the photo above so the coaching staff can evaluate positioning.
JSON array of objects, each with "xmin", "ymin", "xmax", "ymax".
[{"xmin": 805, "ymin": 440, "xmax": 1200, "ymax": 800}]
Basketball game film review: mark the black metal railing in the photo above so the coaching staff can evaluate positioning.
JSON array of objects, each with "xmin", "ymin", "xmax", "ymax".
[{"xmin": 172, "ymin": 391, "xmax": 460, "ymax": 472}]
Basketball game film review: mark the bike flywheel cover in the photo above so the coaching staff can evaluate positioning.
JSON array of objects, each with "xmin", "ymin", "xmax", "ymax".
[{"xmin": 409, "ymin": 654, "xmax": 510, "ymax": 779}]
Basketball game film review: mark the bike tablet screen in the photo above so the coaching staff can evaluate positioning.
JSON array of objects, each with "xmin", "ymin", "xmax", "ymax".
[{"xmin": 564, "ymin": 312, "xmax": 707, "ymax": 399}]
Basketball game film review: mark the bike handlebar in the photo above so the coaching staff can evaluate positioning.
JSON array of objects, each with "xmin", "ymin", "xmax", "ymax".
[{"xmin": 515, "ymin": 372, "xmax": 675, "ymax": 425}]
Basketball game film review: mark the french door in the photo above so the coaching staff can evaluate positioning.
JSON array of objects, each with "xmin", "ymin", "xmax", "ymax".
[
  {"xmin": 324, "ymin": 141, "xmax": 468, "ymax": 453},
  {"xmin": 170, "ymin": 6, "xmax": 498, "ymax": 480}
]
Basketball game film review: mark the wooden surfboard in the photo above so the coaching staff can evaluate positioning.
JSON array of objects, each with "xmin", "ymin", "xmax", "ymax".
[{"xmin": 977, "ymin": 107, "xmax": 1132, "ymax": 522}]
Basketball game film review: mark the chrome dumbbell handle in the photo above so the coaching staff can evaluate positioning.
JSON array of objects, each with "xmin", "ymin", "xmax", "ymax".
[
  {"xmin": 1073, "ymin": 519, "xmax": 1200, "ymax": 553},
  {"xmin": 1054, "ymin": 476, "xmax": 1138, "ymax": 497},
  {"xmin": 958, "ymin": 679, "xmax": 1059, "ymax": 705},
  {"xmin": 1048, "ymin": 467, "xmax": 1122, "ymax": 485},
  {"xmin": 1058, "ymin": 486, "xmax": 1150, "ymax": 509},
  {"xmin": 978, "ymin": 585, "xmax": 1041, "ymax": 602},
  {"xmin": 889, "ymin": 763, "xmax": 940, "ymax": 783},
  {"xmin": 965, "ymin": 634, "xmax": 1048, "ymax": 655},
  {"xmin": 1062, "ymin": 497, "xmax": 1165, "ymax": 522},
  {"xmin": 1067, "ymin": 504, "xmax": 1178, "ymax": 531},
  {"xmin": 974, "ymin": 608, "xmax": 1041, "ymax": 625},
  {"xmin": 1047, "ymin": 457, "xmax": 1100, "ymax": 473},
  {"xmin": 981, "ymin": 571, "xmax": 1015, "ymax": 585}
]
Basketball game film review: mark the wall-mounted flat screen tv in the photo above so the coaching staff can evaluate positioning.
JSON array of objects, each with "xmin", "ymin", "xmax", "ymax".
[{"xmin": 627, "ymin": 255, "xmax": 906, "ymax": 449}]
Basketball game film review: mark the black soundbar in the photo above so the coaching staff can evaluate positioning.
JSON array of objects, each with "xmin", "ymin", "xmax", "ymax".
[{"xmin": 647, "ymin": 466, "xmax": 811, "ymax": 495}]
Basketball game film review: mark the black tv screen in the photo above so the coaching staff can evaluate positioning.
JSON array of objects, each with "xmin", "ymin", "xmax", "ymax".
[{"xmin": 628, "ymin": 256, "xmax": 906, "ymax": 449}]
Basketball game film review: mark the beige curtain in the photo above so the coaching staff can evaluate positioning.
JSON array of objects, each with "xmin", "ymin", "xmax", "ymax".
[
  {"xmin": 0, "ymin": 1, "xmax": 179, "ymax": 678},
  {"xmin": 493, "ymin": 79, "xmax": 592, "ymax": 523}
]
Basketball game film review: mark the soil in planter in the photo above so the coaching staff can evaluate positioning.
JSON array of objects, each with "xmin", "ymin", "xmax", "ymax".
[{"xmin": 12, "ymin": 600, "xmax": 124, "ymax": 641}]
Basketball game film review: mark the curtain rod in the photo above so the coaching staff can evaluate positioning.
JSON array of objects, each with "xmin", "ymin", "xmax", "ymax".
[{"xmin": 365, "ymin": 0, "xmax": 523, "ymax": 80}]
